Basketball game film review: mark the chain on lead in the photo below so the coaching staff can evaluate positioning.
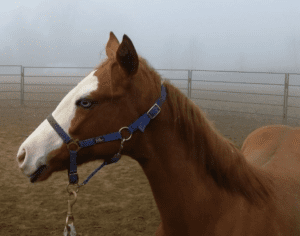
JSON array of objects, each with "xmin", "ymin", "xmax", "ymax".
[
  {"xmin": 113, "ymin": 126, "xmax": 132, "ymax": 158},
  {"xmin": 111, "ymin": 138, "xmax": 126, "ymax": 161},
  {"xmin": 118, "ymin": 138, "xmax": 125, "ymax": 153}
]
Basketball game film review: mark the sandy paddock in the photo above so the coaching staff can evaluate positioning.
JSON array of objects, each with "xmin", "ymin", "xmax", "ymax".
[{"xmin": 1, "ymin": 99, "xmax": 299, "ymax": 236}]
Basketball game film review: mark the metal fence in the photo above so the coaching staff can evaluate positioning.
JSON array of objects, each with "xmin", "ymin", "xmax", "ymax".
[
  {"xmin": 0, "ymin": 65, "xmax": 23, "ymax": 104},
  {"xmin": 0, "ymin": 65, "xmax": 299, "ymax": 125}
]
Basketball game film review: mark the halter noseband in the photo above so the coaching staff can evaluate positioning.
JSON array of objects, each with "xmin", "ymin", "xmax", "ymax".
[{"xmin": 46, "ymin": 84, "xmax": 167, "ymax": 187}]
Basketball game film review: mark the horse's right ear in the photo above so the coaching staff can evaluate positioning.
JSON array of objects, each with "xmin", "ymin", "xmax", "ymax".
[{"xmin": 116, "ymin": 34, "xmax": 139, "ymax": 76}]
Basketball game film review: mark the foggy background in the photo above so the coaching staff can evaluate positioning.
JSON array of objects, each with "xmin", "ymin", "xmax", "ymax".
[
  {"xmin": 1, "ymin": 0, "xmax": 300, "ymax": 121},
  {"xmin": 2, "ymin": 0, "xmax": 300, "ymax": 71}
]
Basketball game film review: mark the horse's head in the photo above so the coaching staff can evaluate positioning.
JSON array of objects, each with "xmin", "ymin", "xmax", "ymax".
[{"xmin": 16, "ymin": 32, "xmax": 163, "ymax": 183}]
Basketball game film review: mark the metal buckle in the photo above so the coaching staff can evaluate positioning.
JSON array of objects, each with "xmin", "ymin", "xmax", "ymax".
[
  {"xmin": 66, "ymin": 139, "xmax": 81, "ymax": 152},
  {"xmin": 68, "ymin": 172, "xmax": 79, "ymax": 185},
  {"xmin": 147, "ymin": 103, "xmax": 161, "ymax": 119},
  {"xmin": 95, "ymin": 137, "xmax": 104, "ymax": 143}
]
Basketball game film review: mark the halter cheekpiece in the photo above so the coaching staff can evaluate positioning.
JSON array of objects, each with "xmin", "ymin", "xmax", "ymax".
[{"xmin": 46, "ymin": 84, "xmax": 167, "ymax": 187}]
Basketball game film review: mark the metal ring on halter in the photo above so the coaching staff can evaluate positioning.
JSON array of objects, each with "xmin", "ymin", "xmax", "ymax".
[
  {"xmin": 66, "ymin": 183, "xmax": 80, "ymax": 194},
  {"xmin": 119, "ymin": 127, "xmax": 132, "ymax": 141},
  {"xmin": 66, "ymin": 139, "xmax": 81, "ymax": 152}
]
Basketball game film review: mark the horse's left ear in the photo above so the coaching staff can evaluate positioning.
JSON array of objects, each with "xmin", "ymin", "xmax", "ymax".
[
  {"xmin": 106, "ymin": 32, "xmax": 120, "ymax": 59},
  {"xmin": 116, "ymin": 35, "xmax": 139, "ymax": 76}
]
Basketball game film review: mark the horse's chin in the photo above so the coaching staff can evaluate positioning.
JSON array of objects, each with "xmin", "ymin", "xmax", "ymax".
[
  {"xmin": 29, "ymin": 155, "xmax": 119, "ymax": 183},
  {"xmin": 30, "ymin": 165, "xmax": 50, "ymax": 183}
]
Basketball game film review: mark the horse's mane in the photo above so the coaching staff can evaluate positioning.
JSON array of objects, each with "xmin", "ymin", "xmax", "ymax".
[
  {"xmin": 138, "ymin": 57, "xmax": 274, "ymax": 206},
  {"xmin": 163, "ymin": 78, "xmax": 275, "ymax": 205}
]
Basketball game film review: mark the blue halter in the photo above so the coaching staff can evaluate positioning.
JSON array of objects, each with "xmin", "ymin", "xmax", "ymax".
[{"xmin": 46, "ymin": 84, "xmax": 167, "ymax": 186}]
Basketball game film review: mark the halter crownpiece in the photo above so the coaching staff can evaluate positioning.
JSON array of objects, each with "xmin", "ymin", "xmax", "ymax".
[{"xmin": 46, "ymin": 84, "xmax": 167, "ymax": 187}]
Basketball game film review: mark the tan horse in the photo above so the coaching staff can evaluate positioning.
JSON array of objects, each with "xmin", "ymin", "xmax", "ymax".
[{"xmin": 16, "ymin": 32, "xmax": 300, "ymax": 235}]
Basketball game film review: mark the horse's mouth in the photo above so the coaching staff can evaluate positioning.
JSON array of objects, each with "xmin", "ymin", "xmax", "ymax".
[{"xmin": 30, "ymin": 165, "xmax": 48, "ymax": 183}]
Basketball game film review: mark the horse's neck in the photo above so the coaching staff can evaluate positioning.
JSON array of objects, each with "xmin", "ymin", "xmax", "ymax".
[
  {"xmin": 131, "ymin": 88, "xmax": 277, "ymax": 235},
  {"xmin": 142, "ymin": 132, "xmax": 249, "ymax": 234},
  {"xmin": 132, "ymin": 105, "xmax": 244, "ymax": 235}
]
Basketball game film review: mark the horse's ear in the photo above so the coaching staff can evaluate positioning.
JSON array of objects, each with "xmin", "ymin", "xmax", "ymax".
[
  {"xmin": 116, "ymin": 34, "xmax": 139, "ymax": 76},
  {"xmin": 106, "ymin": 32, "xmax": 120, "ymax": 58}
]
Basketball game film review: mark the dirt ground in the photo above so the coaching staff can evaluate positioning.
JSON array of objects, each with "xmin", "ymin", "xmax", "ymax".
[{"xmin": 0, "ymin": 100, "xmax": 299, "ymax": 236}]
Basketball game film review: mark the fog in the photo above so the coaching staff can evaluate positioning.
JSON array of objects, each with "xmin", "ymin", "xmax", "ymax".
[{"xmin": 1, "ymin": 0, "xmax": 300, "ymax": 84}]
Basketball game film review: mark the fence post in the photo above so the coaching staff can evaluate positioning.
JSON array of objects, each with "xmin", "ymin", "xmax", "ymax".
[
  {"xmin": 20, "ymin": 66, "xmax": 24, "ymax": 106},
  {"xmin": 282, "ymin": 73, "xmax": 289, "ymax": 125},
  {"xmin": 188, "ymin": 70, "xmax": 192, "ymax": 99}
]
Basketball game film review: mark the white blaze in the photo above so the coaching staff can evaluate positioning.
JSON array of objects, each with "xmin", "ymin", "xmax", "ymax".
[{"xmin": 17, "ymin": 70, "xmax": 99, "ymax": 177}]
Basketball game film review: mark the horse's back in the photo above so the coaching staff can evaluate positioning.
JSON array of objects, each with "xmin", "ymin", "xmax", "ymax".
[
  {"xmin": 242, "ymin": 125, "xmax": 293, "ymax": 166},
  {"xmin": 242, "ymin": 124, "xmax": 300, "ymax": 193},
  {"xmin": 242, "ymin": 125, "xmax": 300, "ymax": 233},
  {"xmin": 265, "ymin": 126, "xmax": 300, "ymax": 180}
]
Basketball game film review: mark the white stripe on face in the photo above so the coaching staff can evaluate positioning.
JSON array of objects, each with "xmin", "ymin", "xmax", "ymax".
[{"xmin": 17, "ymin": 70, "xmax": 99, "ymax": 177}]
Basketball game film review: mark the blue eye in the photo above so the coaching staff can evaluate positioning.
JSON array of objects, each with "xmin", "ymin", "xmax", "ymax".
[{"xmin": 80, "ymin": 100, "xmax": 92, "ymax": 108}]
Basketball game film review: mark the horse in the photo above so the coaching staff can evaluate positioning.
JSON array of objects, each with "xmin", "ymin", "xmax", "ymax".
[{"xmin": 16, "ymin": 31, "xmax": 300, "ymax": 235}]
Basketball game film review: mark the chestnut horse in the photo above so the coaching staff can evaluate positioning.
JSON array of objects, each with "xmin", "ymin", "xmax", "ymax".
[{"xmin": 17, "ymin": 32, "xmax": 300, "ymax": 235}]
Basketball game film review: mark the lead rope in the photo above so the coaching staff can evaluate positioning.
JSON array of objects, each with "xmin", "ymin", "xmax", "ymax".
[
  {"xmin": 63, "ymin": 139, "xmax": 126, "ymax": 235},
  {"xmin": 63, "ymin": 191, "xmax": 77, "ymax": 236}
]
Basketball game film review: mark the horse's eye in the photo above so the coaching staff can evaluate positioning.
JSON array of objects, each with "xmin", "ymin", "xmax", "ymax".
[{"xmin": 80, "ymin": 100, "xmax": 92, "ymax": 108}]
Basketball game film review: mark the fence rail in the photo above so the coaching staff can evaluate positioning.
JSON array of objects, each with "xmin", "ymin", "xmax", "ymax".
[{"xmin": 0, "ymin": 65, "xmax": 299, "ymax": 125}]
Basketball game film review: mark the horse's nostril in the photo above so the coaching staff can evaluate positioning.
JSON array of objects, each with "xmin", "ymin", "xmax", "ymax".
[{"xmin": 18, "ymin": 151, "xmax": 26, "ymax": 165}]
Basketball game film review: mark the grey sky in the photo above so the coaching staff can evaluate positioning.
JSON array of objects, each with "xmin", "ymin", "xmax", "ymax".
[{"xmin": 1, "ymin": 0, "xmax": 300, "ymax": 72}]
